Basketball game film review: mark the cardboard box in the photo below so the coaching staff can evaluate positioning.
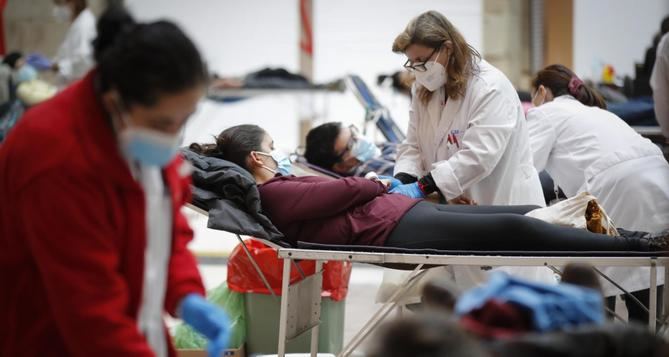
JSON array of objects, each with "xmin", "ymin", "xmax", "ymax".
[{"xmin": 177, "ymin": 345, "xmax": 245, "ymax": 357}]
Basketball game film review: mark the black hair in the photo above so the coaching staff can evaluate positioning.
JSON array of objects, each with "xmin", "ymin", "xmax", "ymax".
[
  {"xmin": 2, "ymin": 52, "xmax": 23, "ymax": 69},
  {"xmin": 367, "ymin": 313, "xmax": 487, "ymax": 357},
  {"xmin": 189, "ymin": 125, "xmax": 266, "ymax": 171},
  {"xmin": 661, "ymin": 16, "xmax": 669, "ymax": 35},
  {"xmin": 304, "ymin": 122, "xmax": 342, "ymax": 170},
  {"xmin": 94, "ymin": 5, "xmax": 207, "ymax": 107},
  {"xmin": 533, "ymin": 64, "xmax": 607, "ymax": 109}
]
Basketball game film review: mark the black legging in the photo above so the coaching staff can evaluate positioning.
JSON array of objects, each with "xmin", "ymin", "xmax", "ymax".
[{"xmin": 385, "ymin": 201, "xmax": 645, "ymax": 251}]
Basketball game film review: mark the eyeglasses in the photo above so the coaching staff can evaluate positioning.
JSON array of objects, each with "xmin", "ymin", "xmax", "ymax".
[
  {"xmin": 334, "ymin": 125, "xmax": 360, "ymax": 162},
  {"xmin": 403, "ymin": 47, "xmax": 440, "ymax": 73}
]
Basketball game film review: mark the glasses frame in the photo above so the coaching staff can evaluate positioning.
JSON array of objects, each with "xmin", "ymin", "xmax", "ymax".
[
  {"xmin": 403, "ymin": 46, "xmax": 441, "ymax": 73},
  {"xmin": 334, "ymin": 124, "xmax": 361, "ymax": 163}
]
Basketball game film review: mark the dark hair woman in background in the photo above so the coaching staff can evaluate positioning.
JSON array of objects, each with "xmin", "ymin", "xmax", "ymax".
[
  {"xmin": 527, "ymin": 63, "xmax": 669, "ymax": 325},
  {"xmin": 0, "ymin": 5, "xmax": 230, "ymax": 357},
  {"xmin": 189, "ymin": 124, "xmax": 668, "ymax": 253}
]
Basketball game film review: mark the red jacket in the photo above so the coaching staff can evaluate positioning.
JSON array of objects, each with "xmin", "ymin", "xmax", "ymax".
[
  {"xmin": 0, "ymin": 71, "xmax": 205, "ymax": 356},
  {"xmin": 258, "ymin": 176, "xmax": 419, "ymax": 246}
]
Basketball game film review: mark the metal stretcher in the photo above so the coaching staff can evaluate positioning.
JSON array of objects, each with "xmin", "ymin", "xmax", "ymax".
[{"xmin": 186, "ymin": 203, "xmax": 669, "ymax": 357}]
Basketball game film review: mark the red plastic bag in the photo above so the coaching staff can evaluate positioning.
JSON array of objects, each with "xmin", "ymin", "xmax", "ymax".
[{"xmin": 227, "ymin": 239, "xmax": 352, "ymax": 301}]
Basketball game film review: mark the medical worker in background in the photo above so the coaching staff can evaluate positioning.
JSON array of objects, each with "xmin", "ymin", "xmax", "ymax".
[
  {"xmin": 51, "ymin": 0, "xmax": 97, "ymax": 84},
  {"xmin": 528, "ymin": 64, "xmax": 669, "ymax": 323},
  {"xmin": 0, "ymin": 5, "xmax": 229, "ymax": 357}
]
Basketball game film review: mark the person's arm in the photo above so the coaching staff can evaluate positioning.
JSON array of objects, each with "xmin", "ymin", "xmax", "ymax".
[
  {"xmin": 651, "ymin": 34, "xmax": 669, "ymax": 140},
  {"xmin": 19, "ymin": 173, "xmax": 155, "ymax": 356},
  {"xmin": 261, "ymin": 177, "xmax": 386, "ymax": 221},
  {"xmin": 526, "ymin": 108, "xmax": 557, "ymax": 171},
  {"xmin": 54, "ymin": 21, "xmax": 95, "ymax": 82},
  {"xmin": 394, "ymin": 89, "xmax": 424, "ymax": 180},
  {"xmin": 430, "ymin": 88, "xmax": 517, "ymax": 200}
]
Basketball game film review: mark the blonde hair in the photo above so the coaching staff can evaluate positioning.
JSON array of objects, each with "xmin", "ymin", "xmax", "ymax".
[{"xmin": 392, "ymin": 10, "xmax": 480, "ymax": 104}]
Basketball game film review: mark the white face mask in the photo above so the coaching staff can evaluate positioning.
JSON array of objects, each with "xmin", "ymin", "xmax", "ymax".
[
  {"xmin": 414, "ymin": 49, "xmax": 447, "ymax": 92},
  {"xmin": 52, "ymin": 5, "xmax": 72, "ymax": 22}
]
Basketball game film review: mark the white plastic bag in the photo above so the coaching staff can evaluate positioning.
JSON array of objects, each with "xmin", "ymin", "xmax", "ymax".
[{"xmin": 525, "ymin": 192, "xmax": 618, "ymax": 236}]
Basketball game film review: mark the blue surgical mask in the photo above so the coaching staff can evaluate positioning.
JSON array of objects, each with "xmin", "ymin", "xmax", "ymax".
[
  {"xmin": 351, "ymin": 137, "xmax": 381, "ymax": 162},
  {"xmin": 14, "ymin": 64, "xmax": 38, "ymax": 84},
  {"xmin": 119, "ymin": 127, "xmax": 180, "ymax": 167},
  {"xmin": 257, "ymin": 150, "xmax": 292, "ymax": 176},
  {"xmin": 112, "ymin": 95, "xmax": 181, "ymax": 167}
]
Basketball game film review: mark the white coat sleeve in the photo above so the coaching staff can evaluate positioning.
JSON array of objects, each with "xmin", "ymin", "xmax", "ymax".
[
  {"xmin": 651, "ymin": 34, "xmax": 669, "ymax": 139},
  {"xmin": 430, "ymin": 88, "xmax": 516, "ymax": 199},
  {"xmin": 55, "ymin": 20, "xmax": 96, "ymax": 82},
  {"xmin": 526, "ymin": 108, "xmax": 557, "ymax": 171},
  {"xmin": 394, "ymin": 93, "xmax": 424, "ymax": 177}
]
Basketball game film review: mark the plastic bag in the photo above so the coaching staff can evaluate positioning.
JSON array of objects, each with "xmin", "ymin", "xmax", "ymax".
[
  {"xmin": 227, "ymin": 239, "xmax": 352, "ymax": 301},
  {"xmin": 525, "ymin": 192, "xmax": 618, "ymax": 236},
  {"xmin": 173, "ymin": 282, "xmax": 246, "ymax": 349}
]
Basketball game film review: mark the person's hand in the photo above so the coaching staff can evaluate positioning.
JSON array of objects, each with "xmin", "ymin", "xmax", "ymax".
[
  {"xmin": 378, "ymin": 175, "xmax": 402, "ymax": 190},
  {"xmin": 389, "ymin": 182, "xmax": 425, "ymax": 199},
  {"xmin": 180, "ymin": 294, "xmax": 231, "ymax": 357},
  {"xmin": 448, "ymin": 195, "xmax": 477, "ymax": 205}
]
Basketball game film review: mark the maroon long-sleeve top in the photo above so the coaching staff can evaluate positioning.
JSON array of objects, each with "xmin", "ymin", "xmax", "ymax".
[{"xmin": 257, "ymin": 175, "xmax": 420, "ymax": 246}]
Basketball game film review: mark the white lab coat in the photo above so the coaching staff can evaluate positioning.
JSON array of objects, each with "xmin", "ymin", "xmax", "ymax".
[
  {"xmin": 54, "ymin": 8, "xmax": 96, "ymax": 85},
  {"xmin": 395, "ymin": 59, "xmax": 544, "ymax": 205},
  {"xmin": 527, "ymin": 95, "xmax": 669, "ymax": 296},
  {"xmin": 394, "ymin": 59, "xmax": 553, "ymax": 289}
]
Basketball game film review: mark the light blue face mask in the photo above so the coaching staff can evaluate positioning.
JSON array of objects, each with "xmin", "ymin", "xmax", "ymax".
[
  {"xmin": 257, "ymin": 150, "xmax": 292, "ymax": 176},
  {"xmin": 351, "ymin": 137, "xmax": 381, "ymax": 162},
  {"xmin": 14, "ymin": 64, "xmax": 38, "ymax": 84},
  {"xmin": 119, "ymin": 127, "xmax": 180, "ymax": 167}
]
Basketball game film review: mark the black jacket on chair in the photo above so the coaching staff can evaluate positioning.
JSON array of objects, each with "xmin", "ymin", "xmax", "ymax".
[{"xmin": 181, "ymin": 148, "xmax": 285, "ymax": 243}]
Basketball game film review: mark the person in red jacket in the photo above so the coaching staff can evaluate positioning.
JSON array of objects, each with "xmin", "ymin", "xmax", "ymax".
[
  {"xmin": 0, "ymin": 5, "xmax": 229, "ymax": 357},
  {"xmin": 188, "ymin": 124, "xmax": 668, "ymax": 252}
]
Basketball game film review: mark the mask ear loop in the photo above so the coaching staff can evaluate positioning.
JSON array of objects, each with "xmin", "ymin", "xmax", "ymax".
[{"xmin": 253, "ymin": 151, "xmax": 278, "ymax": 174}]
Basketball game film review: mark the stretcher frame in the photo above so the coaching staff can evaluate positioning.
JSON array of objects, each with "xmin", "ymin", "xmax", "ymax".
[
  {"xmin": 186, "ymin": 204, "xmax": 668, "ymax": 357},
  {"xmin": 272, "ymin": 247, "xmax": 669, "ymax": 357}
]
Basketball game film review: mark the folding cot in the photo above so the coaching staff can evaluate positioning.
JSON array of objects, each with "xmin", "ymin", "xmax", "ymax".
[{"xmin": 186, "ymin": 201, "xmax": 668, "ymax": 357}]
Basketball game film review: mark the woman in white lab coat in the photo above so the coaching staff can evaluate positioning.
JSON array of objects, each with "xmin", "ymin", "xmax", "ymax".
[
  {"xmin": 390, "ymin": 11, "xmax": 544, "ymax": 207},
  {"xmin": 527, "ymin": 64, "xmax": 669, "ymax": 323},
  {"xmin": 387, "ymin": 11, "xmax": 551, "ymax": 289},
  {"xmin": 51, "ymin": 0, "xmax": 96, "ymax": 84}
]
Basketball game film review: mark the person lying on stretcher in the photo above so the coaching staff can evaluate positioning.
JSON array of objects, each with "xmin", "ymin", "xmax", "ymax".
[
  {"xmin": 304, "ymin": 122, "xmax": 397, "ymax": 178},
  {"xmin": 187, "ymin": 124, "xmax": 668, "ymax": 252}
]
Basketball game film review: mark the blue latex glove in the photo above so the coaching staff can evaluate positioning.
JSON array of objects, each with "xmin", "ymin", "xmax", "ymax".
[
  {"xmin": 180, "ymin": 293, "xmax": 231, "ymax": 357},
  {"xmin": 25, "ymin": 53, "xmax": 53, "ymax": 71},
  {"xmin": 389, "ymin": 182, "xmax": 425, "ymax": 199},
  {"xmin": 378, "ymin": 175, "xmax": 402, "ymax": 190}
]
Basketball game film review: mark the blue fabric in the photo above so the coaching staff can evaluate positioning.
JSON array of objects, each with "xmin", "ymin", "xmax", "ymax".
[
  {"xmin": 455, "ymin": 272, "xmax": 604, "ymax": 332},
  {"xmin": 389, "ymin": 182, "xmax": 425, "ymax": 199},
  {"xmin": 180, "ymin": 293, "xmax": 231, "ymax": 357},
  {"xmin": 0, "ymin": 100, "xmax": 25, "ymax": 143},
  {"xmin": 25, "ymin": 53, "xmax": 53, "ymax": 71},
  {"xmin": 607, "ymin": 96, "xmax": 657, "ymax": 126}
]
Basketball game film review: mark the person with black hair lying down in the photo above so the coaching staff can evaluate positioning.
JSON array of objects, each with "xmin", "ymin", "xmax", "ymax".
[
  {"xmin": 304, "ymin": 122, "xmax": 397, "ymax": 177},
  {"xmin": 0, "ymin": 5, "xmax": 230, "ymax": 357},
  {"xmin": 188, "ymin": 124, "xmax": 668, "ymax": 252}
]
